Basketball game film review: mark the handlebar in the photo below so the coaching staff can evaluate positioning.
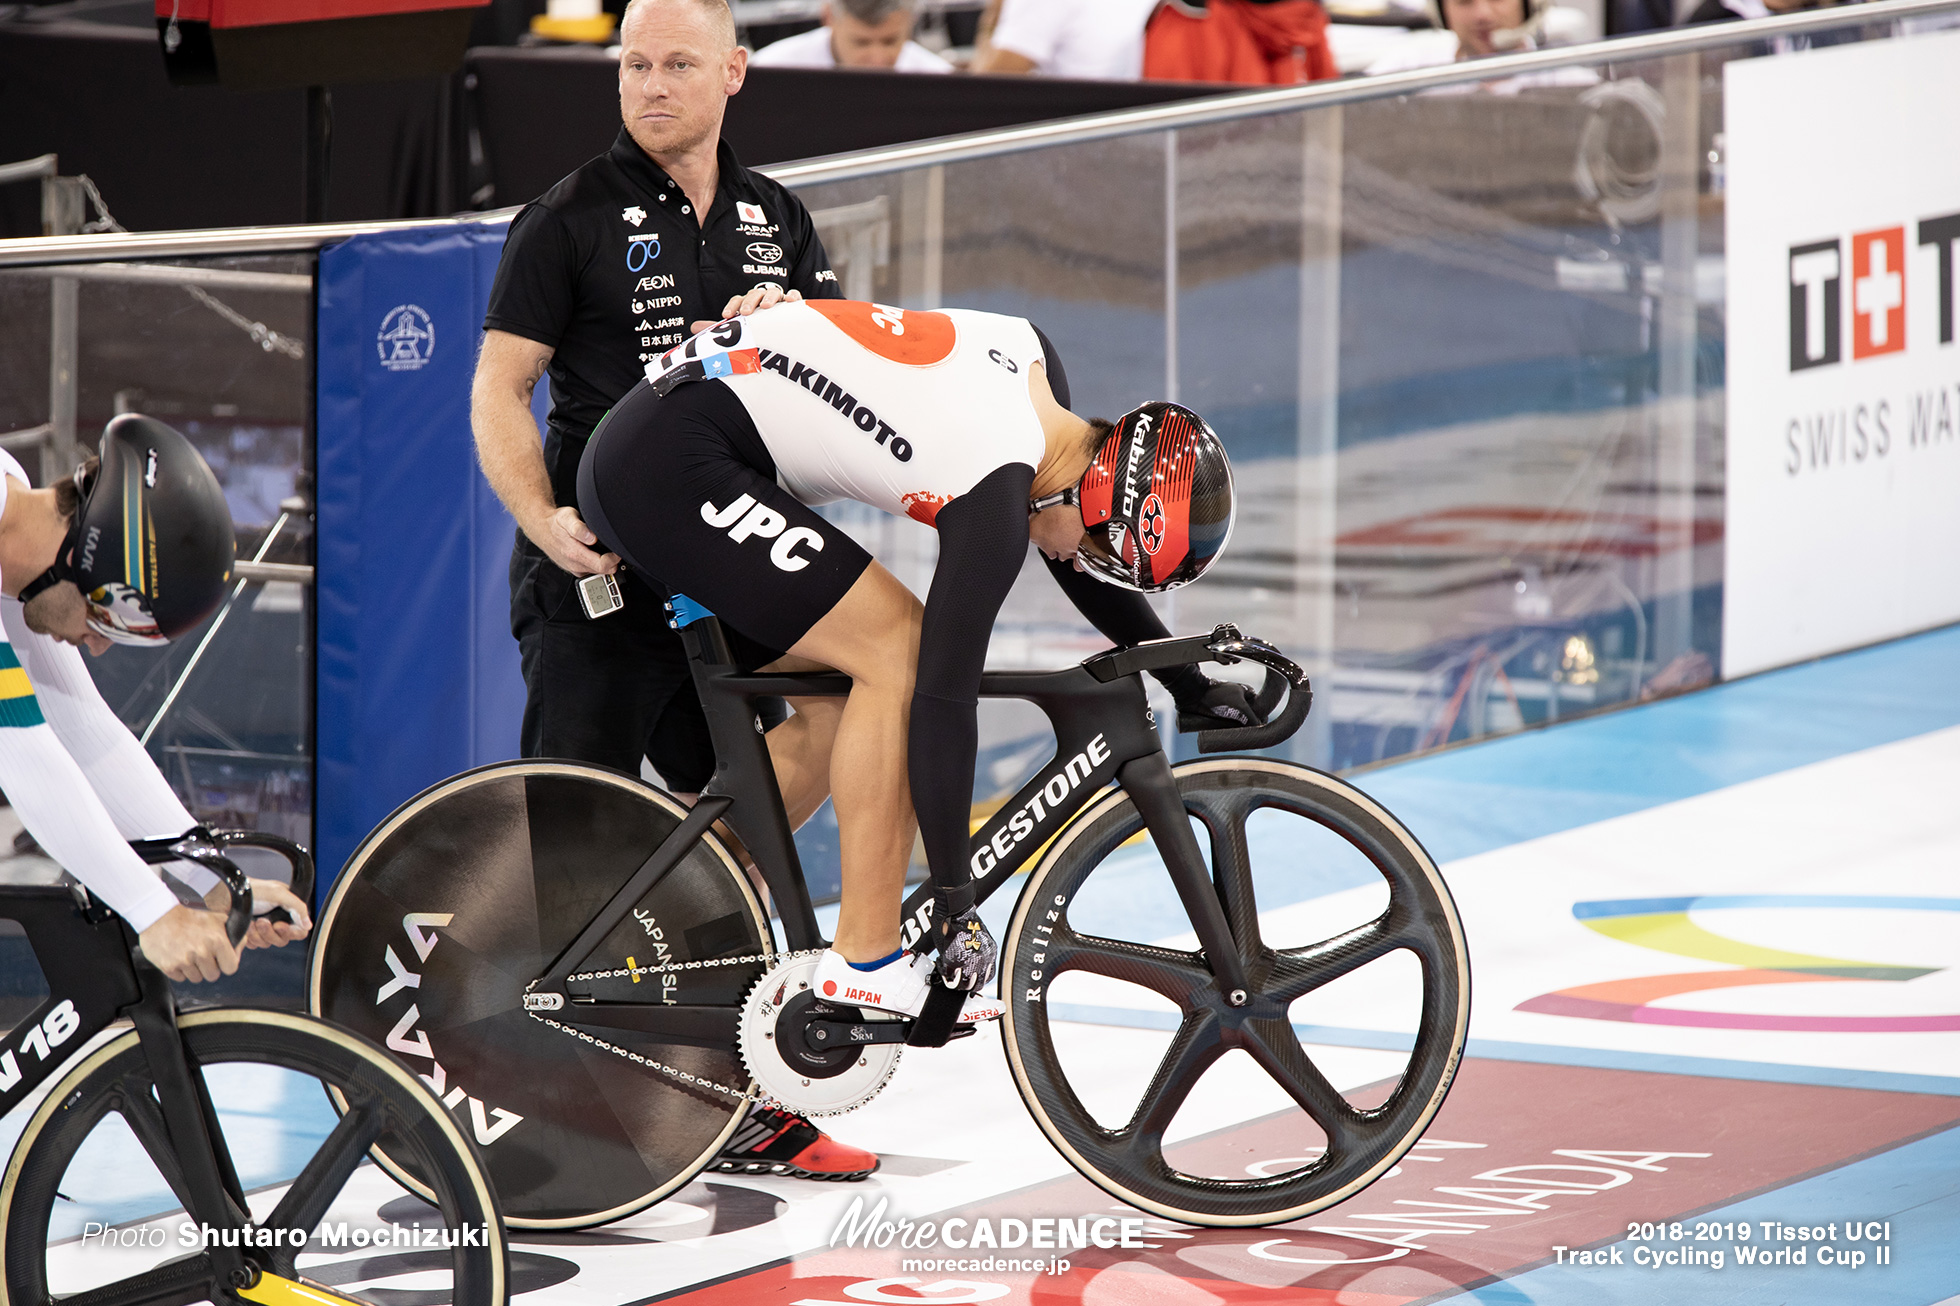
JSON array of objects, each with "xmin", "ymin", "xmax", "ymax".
[
  {"xmin": 129, "ymin": 828, "xmax": 315, "ymax": 949},
  {"xmin": 1082, "ymin": 624, "xmax": 1313, "ymax": 754}
]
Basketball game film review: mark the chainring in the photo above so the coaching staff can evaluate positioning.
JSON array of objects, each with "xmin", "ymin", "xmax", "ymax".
[{"xmin": 738, "ymin": 953, "xmax": 902, "ymax": 1117}]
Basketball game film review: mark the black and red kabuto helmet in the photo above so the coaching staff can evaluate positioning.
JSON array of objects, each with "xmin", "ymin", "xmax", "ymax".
[{"xmin": 1074, "ymin": 401, "xmax": 1234, "ymax": 593}]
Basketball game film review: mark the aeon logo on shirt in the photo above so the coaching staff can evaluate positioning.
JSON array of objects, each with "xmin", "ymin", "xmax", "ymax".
[
  {"xmin": 1789, "ymin": 213, "xmax": 1960, "ymax": 371},
  {"xmin": 701, "ymin": 493, "xmax": 826, "ymax": 571}
]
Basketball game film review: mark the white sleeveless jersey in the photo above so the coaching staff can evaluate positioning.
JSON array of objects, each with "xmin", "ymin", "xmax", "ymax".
[{"xmin": 645, "ymin": 301, "xmax": 1048, "ymax": 526}]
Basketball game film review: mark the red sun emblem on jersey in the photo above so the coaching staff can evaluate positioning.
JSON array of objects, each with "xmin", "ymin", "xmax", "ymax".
[{"xmin": 1139, "ymin": 494, "xmax": 1167, "ymax": 556}]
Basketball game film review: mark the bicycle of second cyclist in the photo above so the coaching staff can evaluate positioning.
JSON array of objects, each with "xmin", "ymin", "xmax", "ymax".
[
  {"xmin": 308, "ymin": 615, "xmax": 1470, "ymax": 1232},
  {"xmin": 0, "ymin": 830, "xmax": 507, "ymax": 1306}
]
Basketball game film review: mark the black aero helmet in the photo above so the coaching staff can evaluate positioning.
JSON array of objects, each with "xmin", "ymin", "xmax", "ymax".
[
  {"xmin": 1072, "ymin": 401, "xmax": 1235, "ymax": 593},
  {"xmin": 23, "ymin": 415, "xmax": 235, "ymax": 646}
]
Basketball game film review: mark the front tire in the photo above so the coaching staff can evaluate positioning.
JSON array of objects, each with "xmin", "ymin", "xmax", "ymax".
[
  {"xmin": 1000, "ymin": 758, "xmax": 1470, "ymax": 1227},
  {"xmin": 0, "ymin": 1009, "xmax": 507, "ymax": 1305}
]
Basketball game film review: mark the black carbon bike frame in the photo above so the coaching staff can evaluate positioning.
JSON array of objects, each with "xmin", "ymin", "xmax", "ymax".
[
  {"xmin": 526, "ymin": 616, "xmax": 1311, "ymax": 1041},
  {"xmin": 0, "ymin": 832, "xmax": 310, "ymax": 1290}
]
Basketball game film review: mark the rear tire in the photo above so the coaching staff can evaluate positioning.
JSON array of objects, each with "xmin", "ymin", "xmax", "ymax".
[
  {"xmin": 1000, "ymin": 758, "xmax": 1469, "ymax": 1227},
  {"xmin": 308, "ymin": 761, "xmax": 772, "ymax": 1229}
]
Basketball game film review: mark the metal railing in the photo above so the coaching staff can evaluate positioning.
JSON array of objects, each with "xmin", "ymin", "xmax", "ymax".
[
  {"xmin": 2, "ymin": 0, "xmax": 1953, "ymax": 271},
  {"xmin": 1, "ymin": 0, "xmax": 1953, "ymax": 791}
]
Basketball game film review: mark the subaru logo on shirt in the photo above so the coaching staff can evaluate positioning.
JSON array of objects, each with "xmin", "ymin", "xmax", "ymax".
[{"xmin": 746, "ymin": 242, "xmax": 784, "ymax": 264}]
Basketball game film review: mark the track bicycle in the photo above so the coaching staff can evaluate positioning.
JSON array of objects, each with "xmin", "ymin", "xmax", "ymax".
[
  {"xmin": 309, "ymin": 615, "xmax": 1470, "ymax": 1230},
  {"xmin": 0, "ymin": 830, "xmax": 507, "ymax": 1306}
]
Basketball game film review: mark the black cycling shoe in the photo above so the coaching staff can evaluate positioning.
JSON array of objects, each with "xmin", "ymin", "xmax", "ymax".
[{"xmin": 710, "ymin": 1104, "xmax": 880, "ymax": 1181}]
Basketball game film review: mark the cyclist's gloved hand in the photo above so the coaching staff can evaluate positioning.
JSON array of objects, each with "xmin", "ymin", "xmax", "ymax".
[
  {"xmin": 934, "ymin": 906, "xmax": 998, "ymax": 993},
  {"xmin": 1173, "ymin": 677, "xmax": 1262, "ymax": 732}
]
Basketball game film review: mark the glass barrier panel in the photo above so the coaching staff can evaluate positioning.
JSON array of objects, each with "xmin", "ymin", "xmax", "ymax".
[
  {"xmin": 784, "ymin": 15, "xmax": 1942, "ymax": 829},
  {"xmin": 0, "ymin": 255, "xmax": 314, "ymax": 863}
]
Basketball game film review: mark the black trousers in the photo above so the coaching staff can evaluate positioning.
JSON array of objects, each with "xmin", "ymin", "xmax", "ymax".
[{"xmin": 508, "ymin": 540, "xmax": 783, "ymax": 792}]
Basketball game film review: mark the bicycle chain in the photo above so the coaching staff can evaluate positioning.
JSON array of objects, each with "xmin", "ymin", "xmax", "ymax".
[{"xmin": 523, "ymin": 949, "xmax": 826, "ymax": 1105}]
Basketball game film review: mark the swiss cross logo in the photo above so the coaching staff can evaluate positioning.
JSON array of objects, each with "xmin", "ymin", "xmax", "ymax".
[
  {"xmin": 1789, "ymin": 211, "xmax": 1960, "ymax": 372},
  {"xmin": 1851, "ymin": 228, "xmax": 1906, "ymax": 359}
]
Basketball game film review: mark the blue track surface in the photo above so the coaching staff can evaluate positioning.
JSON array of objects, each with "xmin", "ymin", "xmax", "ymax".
[{"xmin": 1358, "ymin": 622, "xmax": 1960, "ymax": 863}]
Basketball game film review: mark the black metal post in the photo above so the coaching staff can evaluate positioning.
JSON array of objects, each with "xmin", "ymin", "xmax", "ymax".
[{"xmin": 303, "ymin": 85, "xmax": 332, "ymax": 224}]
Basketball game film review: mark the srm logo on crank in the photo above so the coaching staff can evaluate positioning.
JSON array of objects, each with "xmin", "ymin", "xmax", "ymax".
[{"xmin": 374, "ymin": 913, "xmax": 526, "ymax": 1146}]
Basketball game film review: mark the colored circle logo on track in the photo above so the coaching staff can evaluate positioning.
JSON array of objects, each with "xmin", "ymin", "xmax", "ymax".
[{"xmin": 1518, "ymin": 895, "xmax": 1960, "ymax": 1032}]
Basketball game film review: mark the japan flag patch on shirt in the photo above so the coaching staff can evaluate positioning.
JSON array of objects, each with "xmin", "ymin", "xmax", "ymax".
[{"xmin": 737, "ymin": 201, "xmax": 767, "ymax": 225}]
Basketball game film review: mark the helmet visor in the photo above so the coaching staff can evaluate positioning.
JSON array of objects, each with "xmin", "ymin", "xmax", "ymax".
[{"xmin": 1076, "ymin": 522, "xmax": 1149, "ymax": 592}]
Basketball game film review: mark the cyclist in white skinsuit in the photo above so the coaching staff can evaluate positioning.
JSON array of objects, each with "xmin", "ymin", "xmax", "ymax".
[
  {"xmin": 0, "ymin": 421, "xmax": 310, "ymax": 982},
  {"xmin": 579, "ymin": 300, "xmax": 1242, "ymax": 1022}
]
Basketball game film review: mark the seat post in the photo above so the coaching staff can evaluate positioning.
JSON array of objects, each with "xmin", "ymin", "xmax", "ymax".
[{"xmin": 675, "ymin": 616, "xmax": 825, "ymax": 952}]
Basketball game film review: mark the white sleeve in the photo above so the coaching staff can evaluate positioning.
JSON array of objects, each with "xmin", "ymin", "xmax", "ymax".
[
  {"xmin": 0, "ymin": 598, "xmax": 217, "ymax": 897},
  {"xmin": 989, "ymin": 0, "xmax": 1064, "ymax": 65},
  {"xmin": 0, "ymin": 712, "xmax": 182, "ymax": 932}
]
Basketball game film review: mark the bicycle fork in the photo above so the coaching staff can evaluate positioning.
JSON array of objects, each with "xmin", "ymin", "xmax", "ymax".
[{"xmin": 1117, "ymin": 751, "xmax": 1252, "ymax": 1003}]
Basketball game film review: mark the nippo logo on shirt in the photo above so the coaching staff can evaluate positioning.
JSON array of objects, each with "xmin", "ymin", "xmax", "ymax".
[{"xmin": 808, "ymin": 300, "xmax": 957, "ymax": 367}]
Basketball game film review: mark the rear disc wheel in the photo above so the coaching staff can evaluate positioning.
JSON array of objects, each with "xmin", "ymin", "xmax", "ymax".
[{"xmin": 308, "ymin": 760, "xmax": 771, "ymax": 1229}]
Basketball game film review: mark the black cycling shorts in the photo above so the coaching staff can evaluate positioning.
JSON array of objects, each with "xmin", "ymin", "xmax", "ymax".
[{"xmin": 577, "ymin": 377, "xmax": 874, "ymax": 652}]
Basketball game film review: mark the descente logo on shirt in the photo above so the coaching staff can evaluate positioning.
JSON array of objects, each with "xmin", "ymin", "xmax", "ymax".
[{"xmin": 755, "ymin": 348, "xmax": 913, "ymax": 462}]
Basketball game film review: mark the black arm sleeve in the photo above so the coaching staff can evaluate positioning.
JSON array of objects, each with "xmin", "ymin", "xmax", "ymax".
[
  {"xmin": 1041, "ymin": 555, "xmax": 1208, "ymax": 701},
  {"xmin": 908, "ymin": 463, "xmax": 1035, "ymax": 914}
]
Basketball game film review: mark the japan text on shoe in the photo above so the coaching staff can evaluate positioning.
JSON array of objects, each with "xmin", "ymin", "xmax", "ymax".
[{"xmin": 811, "ymin": 948, "xmax": 1005, "ymax": 1023}]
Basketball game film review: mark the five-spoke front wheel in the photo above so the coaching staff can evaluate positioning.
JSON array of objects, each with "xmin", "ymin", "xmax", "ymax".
[{"xmin": 1000, "ymin": 758, "xmax": 1470, "ymax": 1227}]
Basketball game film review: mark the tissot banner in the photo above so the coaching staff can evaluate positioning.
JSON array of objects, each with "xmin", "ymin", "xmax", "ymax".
[{"xmin": 1722, "ymin": 30, "xmax": 1960, "ymax": 678}]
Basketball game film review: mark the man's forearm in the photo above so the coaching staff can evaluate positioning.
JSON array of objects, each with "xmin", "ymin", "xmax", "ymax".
[{"xmin": 472, "ymin": 377, "xmax": 557, "ymax": 536}]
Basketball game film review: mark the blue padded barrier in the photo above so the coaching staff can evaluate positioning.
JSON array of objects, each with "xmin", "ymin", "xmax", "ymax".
[{"xmin": 315, "ymin": 222, "xmax": 527, "ymax": 901}]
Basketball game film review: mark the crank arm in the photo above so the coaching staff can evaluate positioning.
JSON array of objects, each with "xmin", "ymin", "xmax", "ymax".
[
  {"xmin": 806, "ymin": 1017, "xmax": 910, "ymax": 1048},
  {"xmin": 803, "ymin": 1015, "xmax": 978, "ymax": 1052}
]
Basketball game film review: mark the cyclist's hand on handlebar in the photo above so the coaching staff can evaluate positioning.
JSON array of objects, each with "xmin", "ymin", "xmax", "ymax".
[
  {"xmin": 934, "ymin": 907, "xmax": 998, "ymax": 993},
  {"xmin": 201, "ymin": 878, "xmax": 312, "ymax": 949},
  {"xmin": 1174, "ymin": 677, "xmax": 1262, "ymax": 731},
  {"xmin": 138, "ymin": 905, "xmax": 241, "ymax": 983},
  {"xmin": 526, "ymin": 506, "xmax": 619, "ymax": 580}
]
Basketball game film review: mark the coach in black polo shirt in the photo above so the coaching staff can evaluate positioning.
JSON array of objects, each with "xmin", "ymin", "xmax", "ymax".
[{"xmin": 473, "ymin": 0, "xmax": 873, "ymax": 1182}]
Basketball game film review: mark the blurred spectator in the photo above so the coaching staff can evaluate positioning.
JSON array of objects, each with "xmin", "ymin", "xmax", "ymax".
[
  {"xmin": 1365, "ymin": 0, "xmax": 1595, "ymax": 82},
  {"xmin": 1684, "ymin": 0, "xmax": 1808, "ymax": 23},
  {"xmin": 1143, "ymin": 0, "xmax": 1338, "ymax": 83},
  {"xmin": 972, "ymin": 0, "xmax": 1161, "ymax": 78},
  {"xmin": 751, "ymin": 0, "xmax": 955, "ymax": 70}
]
